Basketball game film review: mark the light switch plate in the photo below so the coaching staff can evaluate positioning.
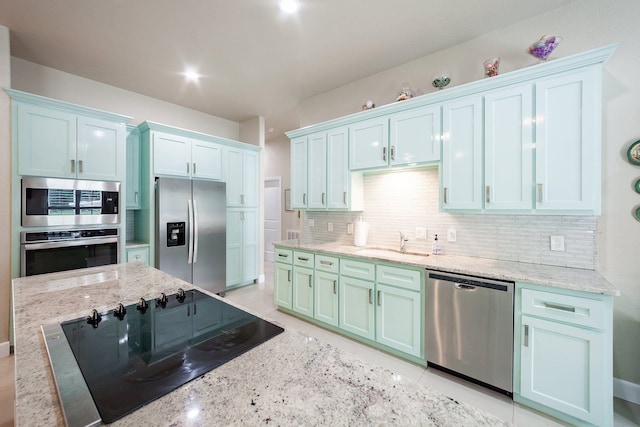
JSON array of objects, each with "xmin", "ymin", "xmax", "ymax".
[
  {"xmin": 347, "ymin": 223, "xmax": 354, "ymax": 234},
  {"xmin": 328, "ymin": 222, "xmax": 333, "ymax": 232},
  {"xmin": 447, "ymin": 229, "xmax": 457, "ymax": 242},
  {"xmin": 550, "ymin": 235, "xmax": 565, "ymax": 251},
  {"xmin": 415, "ymin": 227, "xmax": 427, "ymax": 239},
  {"xmin": 308, "ymin": 219, "xmax": 315, "ymax": 228}
]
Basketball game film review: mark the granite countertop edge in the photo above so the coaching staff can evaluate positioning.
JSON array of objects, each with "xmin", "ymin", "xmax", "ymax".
[{"xmin": 274, "ymin": 240, "xmax": 619, "ymax": 296}]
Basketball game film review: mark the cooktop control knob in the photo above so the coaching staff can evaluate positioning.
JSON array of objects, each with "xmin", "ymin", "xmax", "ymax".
[
  {"xmin": 114, "ymin": 303, "xmax": 127, "ymax": 320},
  {"xmin": 177, "ymin": 288, "xmax": 186, "ymax": 303},
  {"xmin": 156, "ymin": 293, "xmax": 168, "ymax": 308},
  {"xmin": 136, "ymin": 297, "xmax": 148, "ymax": 314},
  {"xmin": 87, "ymin": 309, "xmax": 102, "ymax": 328}
]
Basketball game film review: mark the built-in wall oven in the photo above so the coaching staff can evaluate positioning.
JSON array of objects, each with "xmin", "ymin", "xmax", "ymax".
[
  {"xmin": 21, "ymin": 228, "xmax": 120, "ymax": 277},
  {"xmin": 22, "ymin": 177, "xmax": 120, "ymax": 227}
]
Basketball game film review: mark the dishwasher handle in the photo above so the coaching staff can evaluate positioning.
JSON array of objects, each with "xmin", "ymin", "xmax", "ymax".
[{"xmin": 454, "ymin": 283, "xmax": 476, "ymax": 291}]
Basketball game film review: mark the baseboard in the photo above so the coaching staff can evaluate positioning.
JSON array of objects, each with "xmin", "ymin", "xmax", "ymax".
[
  {"xmin": 614, "ymin": 377, "xmax": 640, "ymax": 405},
  {"xmin": 0, "ymin": 341, "xmax": 9, "ymax": 358},
  {"xmin": 258, "ymin": 274, "xmax": 265, "ymax": 283}
]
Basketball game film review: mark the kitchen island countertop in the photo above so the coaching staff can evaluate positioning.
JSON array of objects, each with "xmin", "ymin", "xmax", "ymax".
[
  {"xmin": 12, "ymin": 263, "xmax": 508, "ymax": 426},
  {"xmin": 274, "ymin": 240, "xmax": 619, "ymax": 296}
]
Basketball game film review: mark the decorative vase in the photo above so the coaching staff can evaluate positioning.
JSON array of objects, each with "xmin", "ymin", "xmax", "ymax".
[
  {"xmin": 432, "ymin": 72, "xmax": 451, "ymax": 90},
  {"xmin": 528, "ymin": 35, "xmax": 563, "ymax": 62},
  {"xmin": 483, "ymin": 58, "xmax": 500, "ymax": 78}
]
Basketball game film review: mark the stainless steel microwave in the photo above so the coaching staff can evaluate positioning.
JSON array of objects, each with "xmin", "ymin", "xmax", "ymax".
[{"xmin": 22, "ymin": 177, "xmax": 120, "ymax": 227}]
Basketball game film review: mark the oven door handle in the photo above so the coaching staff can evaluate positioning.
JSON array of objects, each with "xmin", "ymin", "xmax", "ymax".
[{"xmin": 22, "ymin": 236, "xmax": 119, "ymax": 250}]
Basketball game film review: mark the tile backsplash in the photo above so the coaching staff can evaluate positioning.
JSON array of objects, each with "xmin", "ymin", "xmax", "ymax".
[{"xmin": 303, "ymin": 167, "xmax": 597, "ymax": 270}]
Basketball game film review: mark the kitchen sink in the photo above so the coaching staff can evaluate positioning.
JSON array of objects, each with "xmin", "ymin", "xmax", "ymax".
[{"xmin": 355, "ymin": 248, "xmax": 429, "ymax": 260}]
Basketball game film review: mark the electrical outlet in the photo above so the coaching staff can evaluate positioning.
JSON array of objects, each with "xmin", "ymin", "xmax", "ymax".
[
  {"xmin": 308, "ymin": 219, "xmax": 315, "ymax": 228},
  {"xmin": 550, "ymin": 235, "xmax": 565, "ymax": 251},
  {"xmin": 347, "ymin": 223, "xmax": 354, "ymax": 235},
  {"xmin": 328, "ymin": 222, "xmax": 333, "ymax": 232},
  {"xmin": 447, "ymin": 229, "xmax": 457, "ymax": 242},
  {"xmin": 415, "ymin": 227, "xmax": 427, "ymax": 239}
]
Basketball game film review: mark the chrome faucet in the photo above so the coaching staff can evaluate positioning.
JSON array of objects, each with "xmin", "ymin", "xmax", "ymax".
[{"xmin": 399, "ymin": 231, "xmax": 409, "ymax": 253}]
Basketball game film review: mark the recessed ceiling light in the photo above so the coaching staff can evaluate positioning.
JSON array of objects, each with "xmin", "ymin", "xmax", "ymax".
[
  {"xmin": 183, "ymin": 68, "xmax": 200, "ymax": 82},
  {"xmin": 279, "ymin": 0, "xmax": 300, "ymax": 14}
]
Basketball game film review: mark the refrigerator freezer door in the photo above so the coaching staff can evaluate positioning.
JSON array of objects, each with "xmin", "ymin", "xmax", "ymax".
[
  {"xmin": 192, "ymin": 180, "xmax": 226, "ymax": 294},
  {"xmin": 156, "ymin": 178, "xmax": 192, "ymax": 283}
]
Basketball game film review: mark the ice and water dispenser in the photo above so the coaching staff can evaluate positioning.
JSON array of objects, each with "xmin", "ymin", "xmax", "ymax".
[{"xmin": 166, "ymin": 222, "xmax": 186, "ymax": 247}]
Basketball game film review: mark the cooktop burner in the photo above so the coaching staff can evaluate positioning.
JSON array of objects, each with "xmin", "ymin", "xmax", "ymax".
[{"xmin": 48, "ymin": 289, "xmax": 283, "ymax": 424}]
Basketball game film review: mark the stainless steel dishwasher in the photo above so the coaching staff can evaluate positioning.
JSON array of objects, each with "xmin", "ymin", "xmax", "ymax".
[{"xmin": 425, "ymin": 270, "xmax": 514, "ymax": 394}]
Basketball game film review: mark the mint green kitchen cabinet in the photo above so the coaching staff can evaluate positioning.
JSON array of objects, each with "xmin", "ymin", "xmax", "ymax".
[
  {"xmin": 389, "ymin": 105, "xmax": 441, "ymax": 166},
  {"xmin": 292, "ymin": 251, "xmax": 315, "ymax": 317},
  {"xmin": 535, "ymin": 67, "xmax": 601, "ymax": 214},
  {"xmin": 290, "ymin": 136, "xmax": 308, "ymax": 209},
  {"xmin": 274, "ymin": 248, "xmax": 293, "ymax": 309},
  {"xmin": 375, "ymin": 284, "xmax": 421, "ymax": 358},
  {"xmin": 226, "ymin": 208, "xmax": 258, "ymax": 288},
  {"xmin": 15, "ymin": 102, "xmax": 126, "ymax": 181},
  {"xmin": 125, "ymin": 245, "xmax": 150, "ymax": 265},
  {"xmin": 224, "ymin": 147, "xmax": 258, "ymax": 207},
  {"xmin": 349, "ymin": 116, "xmax": 389, "ymax": 170},
  {"xmin": 153, "ymin": 131, "xmax": 222, "ymax": 180},
  {"xmin": 441, "ymin": 95, "xmax": 483, "ymax": 211},
  {"xmin": 307, "ymin": 132, "xmax": 327, "ymax": 209},
  {"xmin": 484, "ymin": 85, "xmax": 534, "ymax": 211},
  {"xmin": 514, "ymin": 284, "xmax": 613, "ymax": 427},
  {"xmin": 314, "ymin": 254, "xmax": 340, "ymax": 327},
  {"xmin": 339, "ymin": 274, "xmax": 375, "ymax": 340},
  {"xmin": 326, "ymin": 127, "xmax": 351, "ymax": 209},
  {"xmin": 126, "ymin": 126, "xmax": 141, "ymax": 209}
]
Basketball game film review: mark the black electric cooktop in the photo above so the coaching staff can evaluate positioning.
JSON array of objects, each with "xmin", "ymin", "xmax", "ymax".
[{"xmin": 60, "ymin": 289, "xmax": 284, "ymax": 424}]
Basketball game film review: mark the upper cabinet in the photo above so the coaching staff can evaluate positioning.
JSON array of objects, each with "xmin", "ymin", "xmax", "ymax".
[
  {"xmin": 389, "ymin": 105, "xmax": 441, "ymax": 166},
  {"xmin": 7, "ymin": 90, "xmax": 130, "ymax": 181},
  {"xmin": 152, "ymin": 131, "xmax": 222, "ymax": 180},
  {"xmin": 224, "ymin": 146, "xmax": 258, "ymax": 207},
  {"xmin": 349, "ymin": 117, "xmax": 389, "ymax": 170},
  {"xmin": 126, "ymin": 126, "xmax": 141, "ymax": 209}
]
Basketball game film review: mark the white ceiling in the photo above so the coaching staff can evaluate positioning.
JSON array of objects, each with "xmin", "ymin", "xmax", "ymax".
[{"xmin": 0, "ymin": 0, "xmax": 575, "ymax": 140}]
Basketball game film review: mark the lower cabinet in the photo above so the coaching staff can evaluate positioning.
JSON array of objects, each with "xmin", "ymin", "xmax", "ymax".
[
  {"xmin": 375, "ymin": 283, "xmax": 421, "ymax": 358},
  {"xmin": 292, "ymin": 266, "xmax": 314, "ymax": 317},
  {"xmin": 125, "ymin": 245, "xmax": 150, "ymax": 265},
  {"xmin": 514, "ymin": 284, "xmax": 613, "ymax": 427},
  {"xmin": 339, "ymin": 275, "xmax": 375, "ymax": 340},
  {"xmin": 226, "ymin": 208, "xmax": 258, "ymax": 288},
  {"xmin": 274, "ymin": 257, "xmax": 293, "ymax": 309}
]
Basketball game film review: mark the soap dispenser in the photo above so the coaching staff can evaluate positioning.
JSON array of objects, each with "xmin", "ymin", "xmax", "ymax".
[{"xmin": 432, "ymin": 234, "xmax": 441, "ymax": 255}]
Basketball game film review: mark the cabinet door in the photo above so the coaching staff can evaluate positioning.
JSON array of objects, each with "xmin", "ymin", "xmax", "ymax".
[
  {"xmin": 241, "ymin": 209, "xmax": 259, "ymax": 283},
  {"xmin": 224, "ymin": 147, "xmax": 243, "ymax": 207},
  {"xmin": 126, "ymin": 128, "xmax": 141, "ymax": 209},
  {"xmin": 484, "ymin": 85, "xmax": 533, "ymax": 210},
  {"xmin": 191, "ymin": 139, "xmax": 222, "ymax": 180},
  {"xmin": 242, "ymin": 150, "xmax": 259, "ymax": 207},
  {"xmin": 153, "ymin": 132, "xmax": 191, "ymax": 177},
  {"xmin": 441, "ymin": 96, "xmax": 483, "ymax": 210},
  {"xmin": 349, "ymin": 117, "xmax": 389, "ymax": 170},
  {"xmin": 77, "ymin": 116, "xmax": 124, "ymax": 181},
  {"xmin": 17, "ymin": 103, "xmax": 77, "ymax": 178},
  {"xmin": 389, "ymin": 105, "xmax": 441, "ymax": 166},
  {"xmin": 375, "ymin": 284, "xmax": 421, "ymax": 357},
  {"xmin": 535, "ymin": 68, "xmax": 600, "ymax": 212},
  {"xmin": 307, "ymin": 132, "xmax": 327, "ymax": 209},
  {"xmin": 520, "ymin": 315, "xmax": 605, "ymax": 425},
  {"xmin": 274, "ymin": 262, "xmax": 293, "ymax": 309},
  {"xmin": 314, "ymin": 271, "xmax": 339, "ymax": 327},
  {"xmin": 126, "ymin": 247, "xmax": 149, "ymax": 265},
  {"xmin": 225, "ymin": 209, "xmax": 243, "ymax": 286},
  {"xmin": 290, "ymin": 136, "xmax": 308, "ymax": 209},
  {"xmin": 326, "ymin": 127, "xmax": 349, "ymax": 209},
  {"xmin": 339, "ymin": 276, "xmax": 375, "ymax": 340},
  {"xmin": 292, "ymin": 266, "xmax": 314, "ymax": 317}
]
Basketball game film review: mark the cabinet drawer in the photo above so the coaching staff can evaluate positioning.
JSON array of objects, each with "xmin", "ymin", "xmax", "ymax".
[
  {"xmin": 521, "ymin": 288, "xmax": 605, "ymax": 330},
  {"xmin": 315, "ymin": 255, "xmax": 339, "ymax": 273},
  {"xmin": 275, "ymin": 248, "xmax": 293, "ymax": 264},
  {"xmin": 293, "ymin": 251, "xmax": 315, "ymax": 268},
  {"xmin": 377, "ymin": 265, "xmax": 422, "ymax": 292},
  {"xmin": 340, "ymin": 258, "xmax": 375, "ymax": 281},
  {"xmin": 126, "ymin": 246, "xmax": 150, "ymax": 265}
]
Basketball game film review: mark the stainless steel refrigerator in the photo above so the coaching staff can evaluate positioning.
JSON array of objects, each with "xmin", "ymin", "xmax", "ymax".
[{"xmin": 156, "ymin": 177, "xmax": 226, "ymax": 294}]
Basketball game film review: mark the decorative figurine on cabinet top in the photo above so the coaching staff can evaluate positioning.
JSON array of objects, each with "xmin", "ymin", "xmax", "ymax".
[
  {"xmin": 528, "ymin": 35, "xmax": 563, "ymax": 62},
  {"xmin": 483, "ymin": 58, "xmax": 500, "ymax": 78},
  {"xmin": 432, "ymin": 72, "xmax": 451, "ymax": 90},
  {"xmin": 396, "ymin": 83, "xmax": 415, "ymax": 101},
  {"xmin": 362, "ymin": 100, "xmax": 375, "ymax": 110}
]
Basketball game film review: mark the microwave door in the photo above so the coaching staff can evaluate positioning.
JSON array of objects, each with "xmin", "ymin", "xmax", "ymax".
[{"xmin": 156, "ymin": 178, "xmax": 192, "ymax": 283}]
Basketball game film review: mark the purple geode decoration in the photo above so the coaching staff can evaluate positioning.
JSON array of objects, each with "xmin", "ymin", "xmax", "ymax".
[{"xmin": 528, "ymin": 35, "xmax": 563, "ymax": 61}]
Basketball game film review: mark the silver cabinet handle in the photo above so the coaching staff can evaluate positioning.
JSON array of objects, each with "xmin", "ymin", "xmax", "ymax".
[
  {"xmin": 537, "ymin": 183, "xmax": 543, "ymax": 203},
  {"xmin": 186, "ymin": 162, "xmax": 190, "ymax": 174},
  {"xmin": 390, "ymin": 145, "xmax": 395, "ymax": 161},
  {"xmin": 278, "ymin": 253, "xmax": 289, "ymax": 259},
  {"xmin": 308, "ymin": 275, "xmax": 312, "ymax": 287},
  {"xmin": 443, "ymin": 187, "xmax": 448, "ymax": 204},
  {"xmin": 524, "ymin": 325, "xmax": 529, "ymax": 347},
  {"xmin": 303, "ymin": 193, "xmax": 307, "ymax": 205},
  {"xmin": 78, "ymin": 160, "xmax": 83, "ymax": 173},
  {"xmin": 320, "ymin": 260, "xmax": 333, "ymax": 266},
  {"xmin": 322, "ymin": 192, "xmax": 325, "ymax": 205},
  {"xmin": 382, "ymin": 146, "xmax": 387, "ymax": 161},
  {"xmin": 333, "ymin": 280, "xmax": 337, "ymax": 294},
  {"xmin": 134, "ymin": 192, "xmax": 138, "ymax": 203},
  {"xmin": 298, "ymin": 257, "xmax": 309, "ymax": 262},
  {"xmin": 368, "ymin": 289, "xmax": 373, "ymax": 304},
  {"xmin": 377, "ymin": 290, "xmax": 381, "ymax": 306},
  {"xmin": 486, "ymin": 185, "xmax": 491, "ymax": 203},
  {"xmin": 241, "ymin": 194, "xmax": 246, "ymax": 205},
  {"xmin": 544, "ymin": 302, "xmax": 576, "ymax": 313},
  {"xmin": 70, "ymin": 159, "xmax": 75, "ymax": 173},
  {"xmin": 193, "ymin": 162, "xmax": 196, "ymax": 175},
  {"xmin": 343, "ymin": 191, "xmax": 347, "ymax": 204},
  {"xmin": 287, "ymin": 270, "xmax": 291, "ymax": 282}
]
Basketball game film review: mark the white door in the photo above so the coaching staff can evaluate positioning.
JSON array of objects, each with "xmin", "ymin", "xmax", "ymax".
[{"xmin": 264, "ymin": 178, "xmax": 281, "ymax": 262}]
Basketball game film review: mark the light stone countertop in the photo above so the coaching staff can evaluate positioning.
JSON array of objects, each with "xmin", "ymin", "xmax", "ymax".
[
  {"xmin": 274, "ymin": 240, "xmax": 620, "ymax": 296},
  {"xmin": 12, "ymin": 263, "xmax": 509, "ymax": 426}
]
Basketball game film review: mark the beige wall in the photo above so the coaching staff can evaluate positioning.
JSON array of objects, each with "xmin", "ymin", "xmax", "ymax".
[
  {"xmin": 0, "ymin": 26, "xmax": 10, "ymax": 349},
  {"xmin": 11, "ymin": 57, "xmax": 240, "ymax": 140},
  {"xmin": 294, "ymin": 0, "xmax": 640, "ymax": 385}
]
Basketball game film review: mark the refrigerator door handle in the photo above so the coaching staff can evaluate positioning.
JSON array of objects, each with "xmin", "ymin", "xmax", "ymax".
[
  {"xmin": 187, "ymin": 199, "xmax": 194, "ymax": 264},
  {"xmin": 193, "ymin": 199, "xmax": 199, "ymax": 263}
]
